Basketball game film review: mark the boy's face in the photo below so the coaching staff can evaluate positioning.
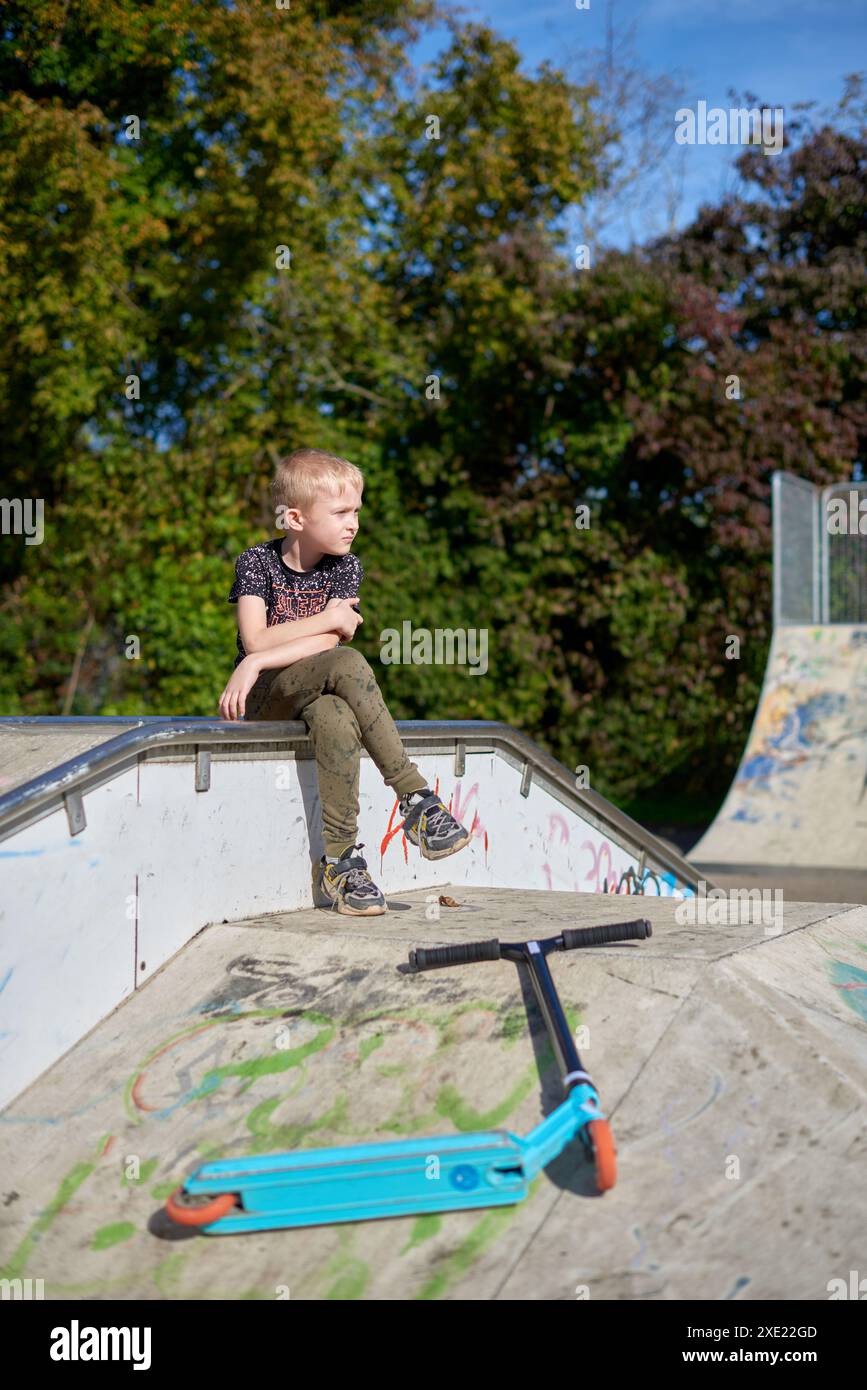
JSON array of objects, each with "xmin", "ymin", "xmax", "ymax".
[{"xmin": 302, "ymin": 485, "xmax": 362, "ymax": 555}]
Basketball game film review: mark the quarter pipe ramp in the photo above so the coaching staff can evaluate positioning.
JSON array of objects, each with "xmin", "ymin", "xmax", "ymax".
[{"xmin": 690, "ymin": 625, "xmax": 867, "ymax": 876}]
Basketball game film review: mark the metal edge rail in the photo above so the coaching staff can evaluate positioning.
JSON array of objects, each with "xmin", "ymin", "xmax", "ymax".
[{"xmin": 0, "ymin": 717, "xmax": 709, "ymax": 890}]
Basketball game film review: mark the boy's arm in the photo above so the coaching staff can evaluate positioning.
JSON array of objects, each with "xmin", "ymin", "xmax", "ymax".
[
  {"xmin": 249, "ymin": 630, "xmax": 340, "ymax": 671},
  {"xmin": 247, "ymin": 595, "xmax": 358, "ymax": 657},
  {"xmin": 250, "ymin": 609, "xmax": 339, "ymax": 652}
]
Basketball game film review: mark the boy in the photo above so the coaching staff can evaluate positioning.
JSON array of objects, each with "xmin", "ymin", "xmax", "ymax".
[{"xmin": 219, "ymin": 447, "xmax": 471, "ymax": 915}]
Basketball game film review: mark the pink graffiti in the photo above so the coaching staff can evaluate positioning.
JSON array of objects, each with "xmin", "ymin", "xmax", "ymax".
[
  {"xmin": 541, "ymin": 837, "xmax": 627, "ymax": 895},
  {"xmin": 451, "ymin": 781, "xmax": 488, "ymax": 842},
  {"xmin": 581, "ymin": 838, "xmax": 617, "ymax": 893},
  {"xmin": 544, "ymin": 826, "xmax": 669, "ymax": 896},
  {"xmin": 546, "ymin": 813, "xmax": 570, "ymax": 846}
]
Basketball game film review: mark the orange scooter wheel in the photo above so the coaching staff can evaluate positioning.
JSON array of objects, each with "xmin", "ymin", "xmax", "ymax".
[
  {"xmin": 586, "ymin": 1119, "xmax": 617, "ymax": 1192},
  {"xmin": 165, "ymin": 1186, "xmax": 238, "ymax": 1226}
]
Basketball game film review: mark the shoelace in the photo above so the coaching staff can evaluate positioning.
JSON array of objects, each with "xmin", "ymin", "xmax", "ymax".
[
  {"xmin": 402, "ymin": 797, "xmax": 454, "ymax": 838},
  {"xmin": 342, "ymin": 867, "xmax": 379, "ymax": 895},
  {"xmin": 419, "ymin": 804, "xmax": 453, "ymax": 837},
  {"xmin": 330, "ymin": 845, "xmax": 380, "ymax": 897}
]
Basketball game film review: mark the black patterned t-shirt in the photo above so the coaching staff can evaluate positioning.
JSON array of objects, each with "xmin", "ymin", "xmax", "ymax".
[{"xmin": 227, "ymin": 538, "xmax": 363, "ymax": 668}]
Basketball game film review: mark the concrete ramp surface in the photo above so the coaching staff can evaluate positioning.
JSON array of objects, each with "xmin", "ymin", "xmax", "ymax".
[
  {"xmin": 690, "ymin": 625, "xmax": 867, "ymax": 876},
  {"xmin": 2, "ymin": 716, "xmax": 864, "ymax": 1301},
  {"xmin": 1, "ymin": 889, "xmax": 865, "ymax": 1301}
]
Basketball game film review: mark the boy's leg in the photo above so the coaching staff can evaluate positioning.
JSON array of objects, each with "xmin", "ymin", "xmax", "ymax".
[
  {"xmin": 295, "ymin": 693, "xmax": 362, "ymax": 859},
  {"xmin": 310, "ymin": 650, "xmax": 471, "ymax": 859},
  {"xmin": 245, "ymin": 647, "xmax": 428, "ymax": 857}
]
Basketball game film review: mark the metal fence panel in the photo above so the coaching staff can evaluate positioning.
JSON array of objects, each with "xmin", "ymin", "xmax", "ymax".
[
  {"xmin": 821, "ymin": 483, "xmax": 867, "ymax": 623},
  {"xmin": 773, "ymin": 471, "xmax": 820, "ymax": 624}
]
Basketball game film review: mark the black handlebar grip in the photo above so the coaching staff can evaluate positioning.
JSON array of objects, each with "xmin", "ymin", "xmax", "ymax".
[
  {"xmin": 561, "ymin": 919, "xmax": 652, "ymax": 950},
  {"xmin": 409, "ymin": 940, "xmax": 502, "ymax": 972}
]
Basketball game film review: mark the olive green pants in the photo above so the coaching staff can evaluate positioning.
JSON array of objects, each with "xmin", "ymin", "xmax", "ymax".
[{"xmin": 244, "ymin": 645, "xmax": 428, "ymax": 858}]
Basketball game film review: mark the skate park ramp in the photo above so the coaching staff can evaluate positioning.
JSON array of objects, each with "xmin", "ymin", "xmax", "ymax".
[
  {"xmin": 0, "ymin": 886, "xmax": 865, "ymax": 1301},
  {"xmin": 0, "ymin": 715, "xmax": 706, "ymax": 1114},
  {"xmin": 689, "ymin": 625, "xmax": 867, "ymax": 905}
]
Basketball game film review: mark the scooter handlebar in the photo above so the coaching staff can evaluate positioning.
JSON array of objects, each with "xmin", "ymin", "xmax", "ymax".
[
  {"xmin": 409, "ymin": 919, "xmax": 652, "ymax": 972},
  {"xmin": 561, "ymin": 920, "xmax": 652, "ymax": 949},
  {"xmin": 409, "ymin": 940, "xmax": 501, "ymax": 972}
]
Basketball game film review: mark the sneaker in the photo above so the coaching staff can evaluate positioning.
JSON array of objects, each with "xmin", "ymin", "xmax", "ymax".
[
  {"xmin": 316, "ymin": 843, "xmax": 387, "ymax": 916},
  {"xmin": 398, "ymin": 789, "xmax": 472, "ymax": 861}
]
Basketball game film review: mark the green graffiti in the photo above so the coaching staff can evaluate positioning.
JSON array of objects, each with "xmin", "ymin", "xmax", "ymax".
[
  {"xmin": 245, "ymin": 1090, "xmax": 350, "ymax": 1152},
  {"xmin": 8, "ymin": 992, "xmax": 585, "ymax": 1299},
  {"xmin": 121, "ymin": 1158, "xmax": 158, "ymax": 1187},
  {"xmin": 401, "ymin": 1213, "xmax": 442, "ymax": 1254},
  {"xmin": 0, "ymin": 1160, "xmax": 94, "ymax": 1282},
  {"xmin": 196, "ymin": 1140, "xmax": 227, "ymax": 1160},
  {"xmin": 326, "ymin": 1257, "xmax": 370, "ymax": 1300},
  {"xmin": 435, "ymin": 1074, "xmax": 536, "ymax": 1131},
  {"xmin": 415, "ymin": 1202, "xmax": 522, "ymax": 1300},
  {"xmin": 358, "ymin": 1033, "xmax": 385, "ymax": 1063},
  {"xmin": 91, "ymin": 1222, "xmax": 136, "ymax": 1250},
  {"xmin": 373, "ymin": 1085, "xmax": 445, "ymax": 1137}
]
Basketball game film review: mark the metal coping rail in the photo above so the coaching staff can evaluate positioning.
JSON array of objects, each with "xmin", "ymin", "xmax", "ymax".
[{"xmin": 0, "ymin": 716, "xmax": 707, "ymax": 889}]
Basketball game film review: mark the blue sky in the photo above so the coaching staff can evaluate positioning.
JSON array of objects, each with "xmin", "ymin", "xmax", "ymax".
[{"xmin": 406, "ymin": 0, "xmax": 866, "ymax": 249}]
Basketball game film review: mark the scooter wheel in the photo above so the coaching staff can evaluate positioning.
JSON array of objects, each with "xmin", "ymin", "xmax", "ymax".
[
  {"xmin": 586, "ymin": 1119, "xmax": 617, "ymax": 1192},
  {"xmin": 165, "ymin": 1186, "xmax": 238, "ymax": 1226}
]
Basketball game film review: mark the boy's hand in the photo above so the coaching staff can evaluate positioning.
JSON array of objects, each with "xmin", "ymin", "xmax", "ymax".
[
  {"xmin": 218, "ymin": 654, "xmax": 261, "ymax": 722},
  {"xmin": 323, "ymin": 597, "xmax": 363, "ymax": 641}
]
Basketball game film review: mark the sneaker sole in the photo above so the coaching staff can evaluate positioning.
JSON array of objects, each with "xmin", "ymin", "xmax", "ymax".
[
  {"xmin": 329, "ymin": 900, "xmax": 388, "ymax": 915},
  {"xmin": 415, "ymin": 830, "xmax": 472, "ymax": 861},
  {"xmin": 313, "ymin": 878, "xmax": 388, "ymax": 914}
]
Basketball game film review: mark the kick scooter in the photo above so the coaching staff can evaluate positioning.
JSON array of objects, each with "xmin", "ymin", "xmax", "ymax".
[{"xmin": 164, "ymin": 918, "xmax": 652, "ymax": 1233}]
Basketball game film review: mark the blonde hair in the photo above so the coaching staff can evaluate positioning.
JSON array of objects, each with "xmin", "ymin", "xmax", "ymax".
[{"xmin": 270, "ymin": 448, "xmax": 364, "ymax": 523}]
